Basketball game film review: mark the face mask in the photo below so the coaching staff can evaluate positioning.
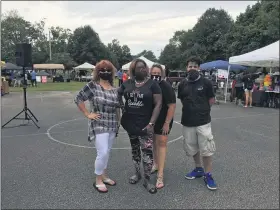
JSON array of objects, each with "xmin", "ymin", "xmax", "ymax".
[
  {"xmin": 187, "ymin": 69, "xmax": 200, "ymax": 81},
  {"xmin": 99, "ymin": 72, "xmax": 112, "ymax": 81},
  {"xmin": 151, "ymin": 74, "xmax": 162, "ymax": 82},
  {"xmin": 134, "ymin": 71, "xmax": 146, "ymax": 81}
]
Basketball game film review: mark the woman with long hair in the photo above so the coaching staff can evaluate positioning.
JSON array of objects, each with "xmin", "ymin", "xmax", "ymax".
[
  {"xmin": 150, "ymin": 64, "xmax": 176, "ymax": 189},
  {"xmin": 118, "ymin": 59, "xmax": 162, "ymax": 194},
  {"xmin": 74, "ymin": 60, "xmax": 120, "ymax": 193}
]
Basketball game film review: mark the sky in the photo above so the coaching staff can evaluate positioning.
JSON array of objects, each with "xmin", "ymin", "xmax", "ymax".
[{"xmin": 2, "ymin": 1, "xmax": 256, "ymax": 57}]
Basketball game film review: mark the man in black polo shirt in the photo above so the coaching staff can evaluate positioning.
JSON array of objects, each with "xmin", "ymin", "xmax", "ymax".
[{"xmin": 177, "ymin": 56, "xmax": 217, "ymax": 191}]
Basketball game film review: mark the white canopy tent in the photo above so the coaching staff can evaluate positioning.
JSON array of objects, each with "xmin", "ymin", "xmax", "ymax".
[
  {"xmin": 74, "ymin": 62, "xmax": 95, "ymax": 70},
  {"xmin": 229, "ymin": 40, "xmax": 279, "ymax": 67},
  {"xmin": 122, "ymin": 56, "xmax": 165, "ymax": 70},
  {"xmin": 224, "ymin": 40, "xmax": 280, "ymax": 102}
]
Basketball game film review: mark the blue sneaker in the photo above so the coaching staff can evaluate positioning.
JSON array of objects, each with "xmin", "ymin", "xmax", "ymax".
[
  {"xmin": 204, "ymin": 172, "xmax": 217, "ymax": 190},
  {"xmin": 185, "ymin": 167, "xmax": 204, "ymax": 180}
]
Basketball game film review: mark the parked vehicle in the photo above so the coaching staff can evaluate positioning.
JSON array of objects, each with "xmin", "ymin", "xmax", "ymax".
[
  {"xmin": 167, "ymin": 70, "xmax": 186, "ymax": 83},
  {"xmin": 53, "ymin": 75, "xmax": 64, "ymax": 82},
  {"xmin": 166, "ymin": 70, "xmax": 186, "ymax": 90}
]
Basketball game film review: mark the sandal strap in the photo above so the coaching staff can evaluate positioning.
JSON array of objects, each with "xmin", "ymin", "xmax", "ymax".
[
  {"xmin": 95, "ymin": 184, "xmax": 106, "ymax": 188},
  {"xmin": 130, "ymin": 174, "xmax": 141, "ymax": 180},
  {"xmin": 157, "ymin": 174, "xmax": 163, "ymax": 179},
  {"xmin": 157, "ymin": 177, "xmax": 163, "ymax": 182},
  {"xmin": 145, "ymin": 183, "xmax": 156, "ymax": 191},
  {"xmin": 103, "ymin": 178, "xmax": 114, "ymax": 183},
  {"xmin": 157, "ymin": 177, "xmax": 164, "ymax": 184}
]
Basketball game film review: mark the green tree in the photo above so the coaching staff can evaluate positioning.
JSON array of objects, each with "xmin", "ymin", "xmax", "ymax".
[
  {"xmin": 160, "ymin": 8, "xmax": 234, "ymax": 68},
  {"xmin": 1, "ymin": 10, "xmax": 40, "ymax": 63},
  {"xmin": 49, "ymin": 26, "xmax": 72, "ymax": 54},
  {"xmin": 191, "ymin": 8, "xmax": 234, "ymax": 61},
  {"xmin": 226, "ymin": 0, "xmax": 279, "ymax": 57},
  {"xmin": 134, "ymin": 50, "xmax": 158, "ymax": 62},
  {"xmin": 107, "ymin": 39, "xmax": 121, "ymax": 68},
  {"xmin": 120, "ymin": 45, "xmax": 133, "ymax": 67},
  {"xmin": 46, "ymin": 52, "xmax": 76, "ymax": 70},
  {"xmin": 32, "ymin": 19, "xmax": 49, "ymax": 64},
  {"xmin": 68, "ymin": 25, "xmax": 111, "ymax": 65},
  {"xmin": 159, "ymin": 43, "xmax": 181, "ymax": 70}
]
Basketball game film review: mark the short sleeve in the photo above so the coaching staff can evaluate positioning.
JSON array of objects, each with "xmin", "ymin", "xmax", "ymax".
[
  {"xmin": 204, "ymin": 79, "xmax": 215, "ymax": 99},
  {"xmin": 151, "ymin": 80, "xmax": 162, "ymax": 94},
  {"xmin": 177, "ymin": 80, "xmax": 184, "ymax": 100},
  {"xmin": 118, "ymin": 82, "xmax": 125, "ymax": 96},
  {"xmin": 74, "ymin": 82, "xmax": 95, "ymax": 105},
  {"xmin": 162, "ymin": 81, "xmax": 176, "ymax": 104}
]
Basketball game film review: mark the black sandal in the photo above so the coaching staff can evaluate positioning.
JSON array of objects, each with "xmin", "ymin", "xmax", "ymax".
[
  {"xmin": 129, "ymin": 174, "xmax": 142, "ymax": 184},
  {"xmin": 143, "ymin": 180, "xmax": 157, "ymax": 194}
]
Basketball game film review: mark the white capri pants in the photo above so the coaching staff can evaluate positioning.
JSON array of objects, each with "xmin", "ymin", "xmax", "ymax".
[
  {"xmin": 182, "ymin": 123, "xmax": 216, "ymax": 157},
  {"xmin": 94, "ymin": 132, "xmax": 115, "ymax": 175}
]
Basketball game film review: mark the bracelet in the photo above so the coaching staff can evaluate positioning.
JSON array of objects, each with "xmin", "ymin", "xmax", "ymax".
[
  {"xmin": 164, "ymin": 121, "xmax": 170, "ymax": 124},
  {"xmin": 149, "ymin": 122, "xmax": 155, "ymax": 126}
]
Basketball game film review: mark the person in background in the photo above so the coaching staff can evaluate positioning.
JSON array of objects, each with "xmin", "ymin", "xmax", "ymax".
[
  {"xmin": 242, "ymin": 72, "xmax": 261, "ymax": 108},
  {"xmin": 117, "ymin": 69, "xmax": 123, "ymax": 87},
  {"xmin": 14, "ymin": 71, "xmax": 22, "ymax": 87},
  {"xmin": 177, "ymin": 56, "xmax": 217, "ymax": 191},
  {"xmin": 31, "ymin": 70, "xmax": 37, "ymax": 87},
  {"xmin": 150, "ymin": 64, "xmax": 176, "ymax": 189},
  {"xmin": 118, "ymin": 58, "xmax": 162, "ymax": 194},
  {"xmin": 234, "ymin": 72, "xmax": 244, "ymax": 106},
  {"xmin": 74, "ymin": 60, "xmax": 120, "ymax": 193},
  {"xmin": 8, "ymin": 72, "xmax": 14, "ymax": 87},
  {"xmin": 122, "ymin": 70, "xmax": 128, "ymax": 82}
]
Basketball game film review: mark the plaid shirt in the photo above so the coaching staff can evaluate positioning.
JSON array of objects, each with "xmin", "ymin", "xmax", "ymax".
[{"xmin": 74, "ymin": 81, "xmax": 119, "ymax": 139}]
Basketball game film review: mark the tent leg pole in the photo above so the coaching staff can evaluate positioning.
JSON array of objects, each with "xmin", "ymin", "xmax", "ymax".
[{"xmin": 225, "ymin": 65, "xmax": 231, "ymax": 103}]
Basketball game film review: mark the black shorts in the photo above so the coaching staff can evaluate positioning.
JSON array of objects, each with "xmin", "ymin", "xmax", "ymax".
[{"xmin": 154, "ymin": 121, "xmax": 173, "ymax": 135}]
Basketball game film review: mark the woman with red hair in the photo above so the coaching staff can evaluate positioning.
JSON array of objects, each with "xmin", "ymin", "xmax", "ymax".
[{"xmin": 74, "ymin": 60, "xmax": 120, "ymax": 193}]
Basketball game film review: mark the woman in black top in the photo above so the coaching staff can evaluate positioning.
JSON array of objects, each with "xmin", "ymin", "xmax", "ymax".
[
  {"xmin": 150, "ymin": 64, "xmax": 176, "ymax": 189},
  {"xmin": 118, "ymin": 59, "xmax": 162, "ymax": 194}
]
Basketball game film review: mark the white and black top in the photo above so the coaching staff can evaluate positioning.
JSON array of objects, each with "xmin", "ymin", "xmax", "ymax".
[
  {"xmin": 74, "ymin": 81, "xmax": 120, "ymax": 138},
  {"xmin": 118, "ymin": 79, "xmax": 162, "ymax": 135}
]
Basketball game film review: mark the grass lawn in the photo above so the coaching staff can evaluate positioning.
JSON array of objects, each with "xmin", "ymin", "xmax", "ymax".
[{"xmin": 9, "ymin": 79, "xmax": 119, "ymax": 92}]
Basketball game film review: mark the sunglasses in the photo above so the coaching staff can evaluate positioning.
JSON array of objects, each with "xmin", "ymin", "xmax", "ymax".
[
  {"xmin": 135, "ymin": 66, "xmax": 146, "ymax": 71},
  {"xmin": 99, "ymin": 68, "xmax": 112, "ymax": 73}
]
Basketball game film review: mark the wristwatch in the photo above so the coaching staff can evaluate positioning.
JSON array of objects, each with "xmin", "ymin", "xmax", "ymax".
[{"xmin": 149, "ymin": 122, "xmax": 155, "ymax": 126}]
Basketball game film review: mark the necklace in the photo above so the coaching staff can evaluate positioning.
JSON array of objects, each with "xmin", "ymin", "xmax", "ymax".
[{"xmin": 135, "ymin": 79, "xmax": 146, "ymax": 85}]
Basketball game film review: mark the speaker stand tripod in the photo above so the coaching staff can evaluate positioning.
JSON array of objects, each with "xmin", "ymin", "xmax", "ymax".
[{"xmin": 2, "ymin": 67, "xmax": 40, "ymax": 129}]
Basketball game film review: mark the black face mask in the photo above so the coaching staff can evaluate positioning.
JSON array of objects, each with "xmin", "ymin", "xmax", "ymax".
[
  {"xmin": 99, "ymin": 72, "xmax": 112, "ymax": 81},
  {"xmin": 151, "ymin": 74, "xmax": 162, "ymax": 82},
  {"xmin": 187, "ymin": 69, "xmax": 200, "ymax": 81},
  {"xmin": 134, "ymin": 71, "xmax": 146, "ymax": 81}
]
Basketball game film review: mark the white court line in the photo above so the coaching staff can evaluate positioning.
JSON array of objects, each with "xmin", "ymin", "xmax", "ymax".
[
  {"xmin": 46, "ymin": 118, "xmax": 183, "ymax": 150},
  {"xmin": 2, "ymin": 113, "xmax": 273, "ymax": 147},
  {"xmin": 236, "ymin": 125, "xmax": 278, "ymax": 140},
  {"xmin": 46, "ymin": 113, "xmax": 271, "ymax": 150}
]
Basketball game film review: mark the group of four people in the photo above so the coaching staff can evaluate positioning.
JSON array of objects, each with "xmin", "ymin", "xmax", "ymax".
[{"xmin": 74, "ymin": 56, "xmax": 217, "ymax": 194}]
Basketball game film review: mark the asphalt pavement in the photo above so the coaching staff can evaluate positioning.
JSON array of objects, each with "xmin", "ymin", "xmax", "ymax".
[{"xmin": 1, "ymin": 91, "xmax": 279, "ymax": 209}]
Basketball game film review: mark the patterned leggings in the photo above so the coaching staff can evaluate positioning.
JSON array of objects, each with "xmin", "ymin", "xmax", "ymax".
[{"xmin": 128, "ymin": 132, "xmax": 154, "ymax": 180}]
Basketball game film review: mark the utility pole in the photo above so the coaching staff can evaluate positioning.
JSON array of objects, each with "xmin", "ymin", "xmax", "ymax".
[{"xmin": 48, "ymin": 29, "xmax": 52, "ymax": 61}]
